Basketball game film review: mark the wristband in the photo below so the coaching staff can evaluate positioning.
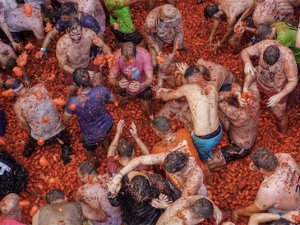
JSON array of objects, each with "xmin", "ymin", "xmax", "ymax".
[
  {"xmin": 41, "ymin": 47, "xmax": 47, "ymax": 52},
  {"xmin": 278, "ymin": 212, "xmax": 284, "ymax": 219}
]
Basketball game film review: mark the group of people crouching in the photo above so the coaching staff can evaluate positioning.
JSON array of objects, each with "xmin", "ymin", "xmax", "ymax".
[{"xmin": 0, "ymin": 0, "xmax": 300, "ymax": 224}]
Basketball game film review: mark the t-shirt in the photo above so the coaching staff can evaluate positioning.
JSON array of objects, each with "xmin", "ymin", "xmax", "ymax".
[
  {"xmin": 0, "ymin": 150, "xmax": 28, "ymax": 199},
  {"xmin": 151, "ymin": 129, "xmax": 205, "ymax": 173},
  {"xmin": 111, "ymin": 47, "xmax": 153, "ymax": 95},
  {"xmin": 104, "ymin": 0, "xmax": 136, "ymax": 33},
  {"xmin": 106, "ymin": 156, "xmax": 150, "ymax": 176},
  {"xmin": 56, "ymin": 14, "xmax": 101, "ymax": 34},
  {"xmin": 255, "ymin": 153, "xmax": 300, "ymax": 213},
  {"xmin": 65, "ymin": 86, "xmax": 113, "ymax": 145},
  {"xmin": 4, "ymin": 3, "xmax": 44, "ymax": 39},
  {"xmin": 272, "ymin": 22, "xmax": 300, "ymax": 63},
  {"xmin": 0, "ymin": 218, "xmax": 26, "ymax": 225}
]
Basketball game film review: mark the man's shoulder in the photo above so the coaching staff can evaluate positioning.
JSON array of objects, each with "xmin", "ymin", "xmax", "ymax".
[{"xmin": 56, "ymin": 34, "xmax": 71, "ymax": 48}]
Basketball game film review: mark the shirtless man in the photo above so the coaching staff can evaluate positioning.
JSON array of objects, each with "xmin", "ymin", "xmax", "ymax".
[
  {"xmin": 0, "ymin": 193, "xmax": 26, "ymax": 225},
  {"xmin": 209, "ymin": 83, "xmax": 260, "ymax": 170},
  {"xmin": 32, "ymin": 189, "xmax": 85, "ymax": 225},
  {"xmin": 0, "ymin": 1, "xmax": 44, "ymax": 45},
  {"xmin": 158, "ymin": 59, "xmax": 235, "ymax": 130},
  {"xmin": 241, "ymin": 40, "xmax": 298, "ymax": 133},
  {"xmin": 56, "ymin": 18, "xmax": 111, "ymax": 96},
  {"xmin": 76, "ymin": 161, "xmax": 121, "ymax": 225},
  {"xmin": 56, "ymin": 0, "xmax": 106, "ymax": 34},
  {"xmin": 233, "ymin": 148, "xmax": 300, "ymax": 219},
  {"xmin": 3, "ymin": 78, "xmax": 72, "ymax": 164},
  {"xmin": 155, "ymin": 67, "xmax": 222, "ymax": 165},
  {"xmin": 156, "ymin": 195, "xmax": 223, "ymax": 225},
  {"xmin": 109, "ymin": 150, "xmax": 208, "ymax": 198},
  {"xmin": 204, "ymin": 0, "xmax": 253, "ymax": 49}
]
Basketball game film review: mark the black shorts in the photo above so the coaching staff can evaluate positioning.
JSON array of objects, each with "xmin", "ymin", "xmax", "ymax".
[
  {"xmin": 111, "ymin": 26, "xmax": 143, "ymax": 45},
  {"xmin": 119, "ymin": 86, "xmax": 153, "ymax": 101}
]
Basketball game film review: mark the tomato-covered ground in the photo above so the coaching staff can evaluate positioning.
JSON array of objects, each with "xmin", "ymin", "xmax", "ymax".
[{"xmin": 1, "ymin": 0, "xmax": 299, "ymax": 224}]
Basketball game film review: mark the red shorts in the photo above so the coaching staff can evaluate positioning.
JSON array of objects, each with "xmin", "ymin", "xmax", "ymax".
[
  {"xmin": 257, "ymin": 81, "xmax": 288, "ymax": 104},
  {"xmin": 64, "ymin": 61, "xmax": 100, "ymax": 86}
]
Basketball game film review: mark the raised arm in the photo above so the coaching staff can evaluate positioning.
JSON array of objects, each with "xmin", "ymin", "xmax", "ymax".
[
  {"xmin": 107, "ymin": 120, "xmax": 125, "ymax": 157},
  {"xmin": 130, "ymin": 122, "xmax": 149, "ymax": 155}
]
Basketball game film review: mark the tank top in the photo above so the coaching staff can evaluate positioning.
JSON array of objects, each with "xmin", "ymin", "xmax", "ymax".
[{"xmin": 16, "ymin": 84, "xmax": 64, "ymax": 140}]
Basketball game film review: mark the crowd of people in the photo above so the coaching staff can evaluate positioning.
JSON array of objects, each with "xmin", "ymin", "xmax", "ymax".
[{"xmin": 0, "ymin": 0, "xmax": 299, "ymax": 224}]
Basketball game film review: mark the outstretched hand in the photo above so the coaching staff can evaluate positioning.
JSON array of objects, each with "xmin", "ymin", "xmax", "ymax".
[
  {"xmin": 176, "ymin": 62, "xmax": 189, "ymax": 75},
  {"xmin": 116, "ymin": 120, "xmax": 125, "ymax": 135},
  {"xmin": 130, "ymin": 122, "xmax": 138, "ymax": 138}
]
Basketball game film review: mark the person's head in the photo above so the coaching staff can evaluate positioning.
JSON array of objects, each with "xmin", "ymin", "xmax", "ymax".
[
  {"xmin": 177, "ymin": 198, "xmax": 214, "ymax": 224},
  {"xmin": 78, "ymin": 161, "xmax": 97, "ymax": 183},
  {"xmin": 225, "ymin": 83, "xmax": 242, "ymax": 107},
  {"xmin": 263, "ymin": 45, "xmax": 280, "ymax": 66},
  {"xmin": 163, "ymin": 151, "xmax": 189, "ymax": 174},
  {"xmin": 0, "ymin": 193, "xmax": 21, "ymax": 217},
  {"xmin": 159, "ymin": 4, "xmax": 179, "ymax": 22},
  {"xmin": 46, "ymin": 189, "xmax": 66, "ymax": 204},
  {"xmin": 270, "ymin": 219, "xmax": 290, "ymax": 225},
  {"xmin": 72, "ymin": 67, "xmax": 90, "ymax": 88},
  {"xmin": 204, "ymin": 4, "xmax": 219, "ymax": 19},
  {"xmin": 66, "ymin": 18, "xmax": 82, "ymax": 43},
  {"xmin": 4, "ymin": 57, "xmax": 17, "ymax": 71},
  {"xmin": 251, "ymin": 148, "xmax": 278, "ymax": 175},
  {"xmin": 183, "ymin": 66, "xmax": 206, "ymax": 84},
  {"xmin": 128, "ymin": 175, "xmax": 159, "ymax": 202},
  {"xmin": 152, "ymin": 116, "xmax": 171, "ymax": 138},
  {"xmin": 60, "ymin": 2, "xmax": 77, "ymax": 21},
  {"xmin": 121, "ymin": 42, "xmax": 137, "ymax": 65},
  {"xmin": 256, "ymin": 24, "xmax": 276, "ymax": 40},
  {"xmin": 2, "ymin": 77, "xmax": 24, "ymax": 95},
  {"xmin": 117, "ymin": 139, "xmax": 134, "ymax": 158}
]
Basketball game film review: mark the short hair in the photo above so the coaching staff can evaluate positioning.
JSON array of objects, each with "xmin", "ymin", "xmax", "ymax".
[
  {"xmin": 204, "ymin": 4, "xmax": 219, "ymax": 19},
  {"xmin": 117, "ymin": 139, "xmax": 134, "ymax": 157},
  {"xmin": 2, "ymin": 77, "xmax": 22, "ymax": 90},
  {"xmin": 152, "ymin": 116, "xmax": 171, "ymax": 132},
  {"xmin": 190, "ymin": 198, "xmax": 214, "ymax": 219},
  {"xmin": 128, "ymin": 175, "xmax": 151, "ymax": 202},
  {"xmin": 5, "ymin": 57, "xmax": 17, "ymax": 71},
  {"xmin": 66, "ymin": 18, "xmax": 82, "ymax": 33},
  {"xmin": 199, "ymin": 65, "xmax": 211, "ymax": 81},
  {"xmin": 163, "ymin": 151, "xmax": 189, "ymax": 173},
  {"xmin": 184, "ymin": 66, "xmax": 200, "ymax": 79},
  {"xmin": 79, "ymin": 161, "xmax": 97, "ymax": 175},
  {"xmin": 46, "ymin": 189, "xmax": 65, "ymax": 203},
  {"xmin": 251, "ymin": 148, "xmax": 278, "ymax": 171},
  {"xmin": 263, "ymin": 45, "xmax": 280, "ymax": 66},
  {"xmin": 60, "ymin": 2, "xmax": 77, "ymax": 16},
  {"xmin": 270, "ymin": 219, "xmax": 290, "ymax": 225},
  {"xmin": 72, "ymin": 67, "xmax": 90, "ymax": 88},
  {"xmin": 257, "ymin": 24, "xmax": 273, "ymax": 40},
  {"xmin": 121, "ymin": 42, "xmax": 137, "ymax": 60}
]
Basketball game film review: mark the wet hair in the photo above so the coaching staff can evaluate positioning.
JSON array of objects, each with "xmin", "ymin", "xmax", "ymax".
[
  {"xmin": 60, "ymin": 2, "xmax": 77, "ymax": 16},
  {"xmin": 228, "ymin": 92, "xmax": 240, "ymax": 107},
  {"xmin": 251, "ymin": 148, "xmax": 278, "ymax": 172},
  {"xmin": 263, "ymin": 45, "xmax": 280, "ymax": 66},
  {"xmin": 66, "ymin": 18, "xmax": 82, "ymax": 33},
  {"xmin": 128, "ymin": 175, "xmax": 157, "ymax": 202},
  {"xmin": 257, "ymin": 24, "xmax": 273, "ymax": 40},
  {"xmin": 190, "ymin": 198, "xmax": 214, "ymax": 219},
  {"xmin": 121, "ymin": 42, "xmax": 137, "ymax": 60},
  {"xmin": 163, "ymin": 151, "xmax": 189, "ymax": 173},
  {"xmin": 46, "ymin": 189, "xmax": 65, "ymax": 203},
  {"xmin": 152, "ymin": 116, "xmax": 171, "ymax": 132},
  {"xmin": 117, "ymin": 139, "xmax": 134, "ymax": 158},
  {"xmin": 184, "ymin": 66, "xmax": 200, "ymax": 79},
  {"xmin": 5, "ymin": 57, "xmax": 17, "ymax": 71},
  {"xmin": 72, "ymin": 67, "xmax": 90, "ymax": 88},
  {"xmin": 79, "ymin": 161, "xmax": 97, "ymax": 175},
  {"xmin": 2, "ymin": 77, "xmax": 22, "ymax": 90},
  {"xmin": 270, "ymin": 219, "xmax": 290, "ymax": 225},
  {"xmin": 204, "ymin": 4, "xmax": 219, "ymax": 19}
]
